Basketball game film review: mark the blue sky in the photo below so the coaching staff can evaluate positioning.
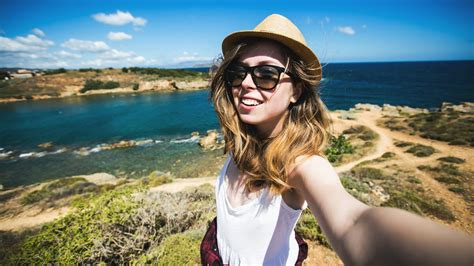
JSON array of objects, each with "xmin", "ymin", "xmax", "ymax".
[{"xmin": 1, "ymin": 0, "xmax": 472, "ymax": 68}]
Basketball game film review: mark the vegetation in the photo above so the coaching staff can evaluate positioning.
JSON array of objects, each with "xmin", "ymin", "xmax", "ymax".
[
  {"xmin": 296, "ymin": 209, "xmax": 331, "ymax": 248},
  {"xmin": 44, "ymin": 68, "xmax": 67, "ymax": 75},
  {"xmin": 80, "ymin": 79, "xmax": 120, "ymax": 93},
  {"xmin": 127, "ymin": 67, "xmax": 208, "ymax": 78},
  {"xmin": 132, "ymin": 230, "xmax": 202, "ymax": 265},
  {"xmin": 7, "ymin": 184, "xmax": 215, "ymax": 265},
  {"xmin": 382, "ymin": 189, "xmax": 455, "ymax": 221},
  {"xmin": 405, "ymin": 144, "xmax": 436, "ymax": 157},
  {"xmin": 351, "ymin": 167, "xmax": 389, "ymax": 180},
  {"xmin": 384, "ymin": 111, "xmax": 474, "ymax": 147},
  {"xmin": 324, "ymin": 135, "xmax": 354, "ymax": 163},
  {"xmin": 437, "ymin": 156, "xmax": 465, "ymax": 164},
  {"xmin": 21, "ymin": 177, "xmax": 98, "ymax": 205}
]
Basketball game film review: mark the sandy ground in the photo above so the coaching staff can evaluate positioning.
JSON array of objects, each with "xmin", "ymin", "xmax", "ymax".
[{"xmin": 1, "ymin": 108, "xmax": 472, "ymax": 265}]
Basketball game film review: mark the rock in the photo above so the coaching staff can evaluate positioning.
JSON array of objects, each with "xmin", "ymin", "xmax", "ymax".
[
  {"xmin": 199, "ymin": 130, "xmax": 219, "ymax": 150},
  {"xmin": 38, "ymin": 141, "xmax": 53, "ymax": 149},
  {"xmin": 0, "ymin": 184, "xmax": 3, "ymax": 190},
  {"xmin": 371, "ymin": 185, "xmax": 390, "ymax": 203},
  {"xmin": 441, "ymin": 102, "xmax": 474, "ymax": 113},
  {"xmin": 339, "ymin": 111, "xmax": 356, "ymax": 120},
  {"xmin": 354, "ymin": 103, "xmax": 381, "ymax": 112},
  {"xmin": 172, "ymin": 80, "xmax": 209, "ymax": 90},
  {"xmin": 396, "ymin": 106, "xmax": 428, "ymax": 115},
  {"xmin": 80, "ymin": 173, "xmax": 118, "ymax": 185}
]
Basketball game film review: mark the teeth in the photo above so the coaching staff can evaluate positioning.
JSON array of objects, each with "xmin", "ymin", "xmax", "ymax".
[{"xmin": 241, "ymin": 98, "xmax": 262, "ymax": 106}]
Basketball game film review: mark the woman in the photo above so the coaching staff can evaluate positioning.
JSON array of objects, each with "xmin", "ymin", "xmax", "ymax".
[{"xmin": 201, "ymin": 14, "xmax": 473, "ymax": 265}]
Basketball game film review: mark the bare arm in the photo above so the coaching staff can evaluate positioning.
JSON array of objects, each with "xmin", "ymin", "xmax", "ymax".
[{"xmin": 289, "ymin": 155, "xmax": 474, "ymax": 265}]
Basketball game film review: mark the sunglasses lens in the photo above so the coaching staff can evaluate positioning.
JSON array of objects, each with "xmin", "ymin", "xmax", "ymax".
[
  {"xmin": 225, "ymin": 65, "xmax": 246, "ymax": 87},
  {"xmin": 253, "ymin": 66, "xmax": 280, "ymax": 89}
]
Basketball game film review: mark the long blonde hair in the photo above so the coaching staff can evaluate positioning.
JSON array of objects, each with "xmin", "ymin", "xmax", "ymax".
[{"xmin": 210, "ymin": 39, "xmax": 331, "ymax": 194}]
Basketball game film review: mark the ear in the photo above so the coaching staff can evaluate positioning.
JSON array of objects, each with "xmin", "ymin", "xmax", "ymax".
[{"xmin": 290, "ymin": 83, "xmax": 303, "ymax": 104}]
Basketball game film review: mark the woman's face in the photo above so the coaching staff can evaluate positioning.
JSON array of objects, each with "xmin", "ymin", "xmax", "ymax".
[{"xmin": 229, "ymin": 41, "xmax": 300, "ymax": 138}]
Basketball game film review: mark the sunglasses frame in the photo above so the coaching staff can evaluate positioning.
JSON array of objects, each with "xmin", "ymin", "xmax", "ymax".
[{"xmin": 224, "ymin": 64, "xmax": 291, "ymax": 90}]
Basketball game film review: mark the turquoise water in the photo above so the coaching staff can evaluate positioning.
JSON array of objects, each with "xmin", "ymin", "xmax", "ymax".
[
  {"xmin": 0, "ymin": 90, "xmax": 223, "ymax": 188},
  {"xmin": 1, "ymin": 61, "xmax": 473, "ymax": 188}
]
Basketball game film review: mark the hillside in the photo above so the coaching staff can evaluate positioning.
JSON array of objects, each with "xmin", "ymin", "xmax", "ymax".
[{"xmin": 0, "ymin": 68, "xmax": 210, "ymax": 103}]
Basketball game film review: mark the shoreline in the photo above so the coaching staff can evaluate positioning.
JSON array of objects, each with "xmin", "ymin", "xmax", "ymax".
[{"xmin": 0, "ymin": 78, "xmax": 209, "ymax": 104}]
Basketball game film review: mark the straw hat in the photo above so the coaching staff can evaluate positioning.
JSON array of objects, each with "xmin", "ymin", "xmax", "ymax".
[{"xmin": 222, "ymin": 14, "xmax": 322, "ymax": 80}]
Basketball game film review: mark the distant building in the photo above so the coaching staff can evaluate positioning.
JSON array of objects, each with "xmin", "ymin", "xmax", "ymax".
[{"xmin": 10, "ymin": 73, "xmax": 33, "ymax": 79}]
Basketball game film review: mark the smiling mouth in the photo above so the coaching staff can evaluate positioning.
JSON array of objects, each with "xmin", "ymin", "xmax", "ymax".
[{"xmin": 241, "ymin": 98, "xmax": 263, "ymax": 106}]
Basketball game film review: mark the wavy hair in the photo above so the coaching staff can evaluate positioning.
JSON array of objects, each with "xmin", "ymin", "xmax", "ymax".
[{"xmin": 210, "ymin": 39, "xmax": 331, "ymax": 194}]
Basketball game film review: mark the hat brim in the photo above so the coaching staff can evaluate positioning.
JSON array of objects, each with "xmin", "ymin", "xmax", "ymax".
[{"xmin": 222, "ymin": 30, "xmax": 322, "ymax": 80}]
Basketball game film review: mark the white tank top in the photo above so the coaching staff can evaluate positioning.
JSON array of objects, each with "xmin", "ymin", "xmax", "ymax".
[{"xmin": 216, "ymin": 155, "xmax": 305, "ymax": 265}]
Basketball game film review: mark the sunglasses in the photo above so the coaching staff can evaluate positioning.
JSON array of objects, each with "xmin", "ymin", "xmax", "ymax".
[{"xmin": 224, "ymin": 64, "xmax": 291, "ymax": 90}]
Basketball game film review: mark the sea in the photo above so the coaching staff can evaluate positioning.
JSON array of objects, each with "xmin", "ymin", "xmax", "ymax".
[{"xmin": 1, "ymin": 60, "xmax": 473, "ymax": 188}]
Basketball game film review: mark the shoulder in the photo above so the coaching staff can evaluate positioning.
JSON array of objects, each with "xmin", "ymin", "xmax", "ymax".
[{"xmin": 288, "ymin": 155, "xmax": 339, "ymax": 189}]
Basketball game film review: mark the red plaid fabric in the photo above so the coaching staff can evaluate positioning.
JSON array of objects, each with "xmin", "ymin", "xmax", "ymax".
[{"xmin": 200, "ymin": 217, "xmax": 308, "ymax": 265}]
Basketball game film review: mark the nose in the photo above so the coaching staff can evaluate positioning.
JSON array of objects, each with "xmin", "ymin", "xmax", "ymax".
[{"xmin": 240, "ymin": 71, "xmax": 257, "ymax": 90}]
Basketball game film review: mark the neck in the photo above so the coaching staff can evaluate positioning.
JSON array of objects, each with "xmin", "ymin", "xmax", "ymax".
[{"xmin": 256, "ymin": 114, "xmax": 287, "ymax": 139}]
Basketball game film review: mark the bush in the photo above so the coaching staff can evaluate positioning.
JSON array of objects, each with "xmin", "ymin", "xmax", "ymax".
[
  {"xmin": 9, "ymin": 185, "xmax": 210, "ymax": 264},
  {"xmin": 132, "ymin": 230, "xmax": 202, "ymax": 265},
  {"xmin": 80, "ymin": 80, "xmax": 120, "ymax": 93},
  {"xmin": 20, "ymin": 177, "xmax": 97, "ymax": 205},
  {"xmin": 102, "ymin": 81, "xmax": 120, "ymax": 90},
  {"xmin": 141, "ymin": 171, "xmax": 173, "ymax": 187},
  {"xmin": 132, "ymin": 83, "xmax": 139, "ymax": 91},
  {"xmin": 435, "ymin": 176, "xmax": 461, "ymax": 185},
  {"xmin": 437, "ymin": 156, "xmax": 465, "ymax": 164},
  {"xmin": 44, "ymin": 68, "xmax": 67, "ymax": 75},
  {"xmin": 325, "ymin": 135, "xmax": 354, "ymax": 163},
  {"xmin": 382, "ymin": 190, "xmax": 454, "ymax": 221},
  {"xmin": 295, "ymin": 209, "xmax": 330, "ymax": 248},
  {"xmin": 406, "ymin": 144, "xmax": 435, "ymax": 157},
  {"xmin": 351, "ymin": 167, "xmax": 388, "ymax": 180}
]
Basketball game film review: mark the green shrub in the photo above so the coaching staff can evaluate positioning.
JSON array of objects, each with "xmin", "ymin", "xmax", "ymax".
[
  {"xmin": 9, "ymin": 185, "xmax": 209, "ymax": 265},
  {"xmin": 20, "ymin": 177, "xmax": 97, "ymax": 205},
  {"xmin": 133, "ymin": 230, "xmax": 202, "ymax": 265},
  {"xmin": 381, "ymin": 152, "xmax": 395, "ymax": 159},
  {"xmin": 448, "ymin": 187, "xmax": 465, "ymax": 193},
  {"xmin": 44, "ymin": 68, "xmax": 67, "ymax": 75},
  {"xmin": 142, "ymin": 171, "xmax": 173, "ymax": 187},
  {"xmin": 295, "ymin": 209, "xmax": 330, "ymax": 248},
  {"xmin": 325, "ymin": 135, "xmax": 354, "ymax": 163},
  {"xmin": 407, "ymin": 176, "xmax": 422, "ymax": 184},
  {"xmin": 435, "ymin": 176, "xmax": 461, "ymax": 185},
  {"xmin": 437, "ymin": 156, "xmax": 465, "ymax": 164},
  {"xmin": 102, "ymin": 81, "xmax": 120, "ymax": 90},
  {"xmin": 342, "ymin": 126, "xmax": 363, "ymax": 134},
  {"xmin": 80, "ymin": 80, "xmax": 120, "ymax": 93},
  {"xmin": 382, "ymin": 190, "xmax": 454, "ymax": 221},
  {"xmin": 132, "ymin": 83, "xmax": 139, "ymax": 91},
  {"xmin": 406, "ymin": 144, "xmax": 435, "ymax": 157},
  {"xmin": 394, "ymin": 141, "xmax": 413, "ymax": 147},
  {"xmin": 352, "ymin": 167, "xmax": 388, "ymax": 180}
]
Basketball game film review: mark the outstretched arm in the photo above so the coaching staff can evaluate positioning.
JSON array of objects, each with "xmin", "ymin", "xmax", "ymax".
[{"xmin": 289, "ymin": 155, "xmax": 474, "ymax": 265}]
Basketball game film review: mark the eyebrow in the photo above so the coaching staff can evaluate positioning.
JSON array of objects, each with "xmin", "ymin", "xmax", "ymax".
[{"xmin": 237, "ymin": 60, "xmax": 285, "ymax": 67}]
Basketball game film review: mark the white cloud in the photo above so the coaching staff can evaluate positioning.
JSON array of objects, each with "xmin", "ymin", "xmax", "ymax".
[
  {"xmin": 0, "ymin": 34, "xmax": 54, "ymax": 52},
  {"xmin": 32, "ymin": 28, "xmax": 45, "ymax": 37},
  {"xmin": 16, "ymin": 34, "xmax": 54, "ymax": 47},
  {"xmin": 62, "ymin": 38, "xmax": 110, "ymax": 52},
  {"xmin": 93, "ymin": 10, "xmax": 147, "ymax": 26},
  {"xmin": 56, "ymin": 50, "xmax": 82, "ymax": 59},
  {"xmin": 173, "ymin": 52, "xmax": 212, "ymax": 64},
  {"xmin": 338, "ymin": 26, "xmax": 356, "ymax": 35},
  {"xmin": 107, "ymin": 32, "xmax": 132, "ymax": 41},
  {"xmin": 101, "ymin": 49, "xmax": 134, "ymax": 59}
]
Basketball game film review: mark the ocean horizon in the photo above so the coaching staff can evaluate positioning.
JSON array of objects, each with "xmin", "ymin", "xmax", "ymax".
[{"xmin": 1, "ymin": 60, "xmax": 473, "ymax": 188}]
